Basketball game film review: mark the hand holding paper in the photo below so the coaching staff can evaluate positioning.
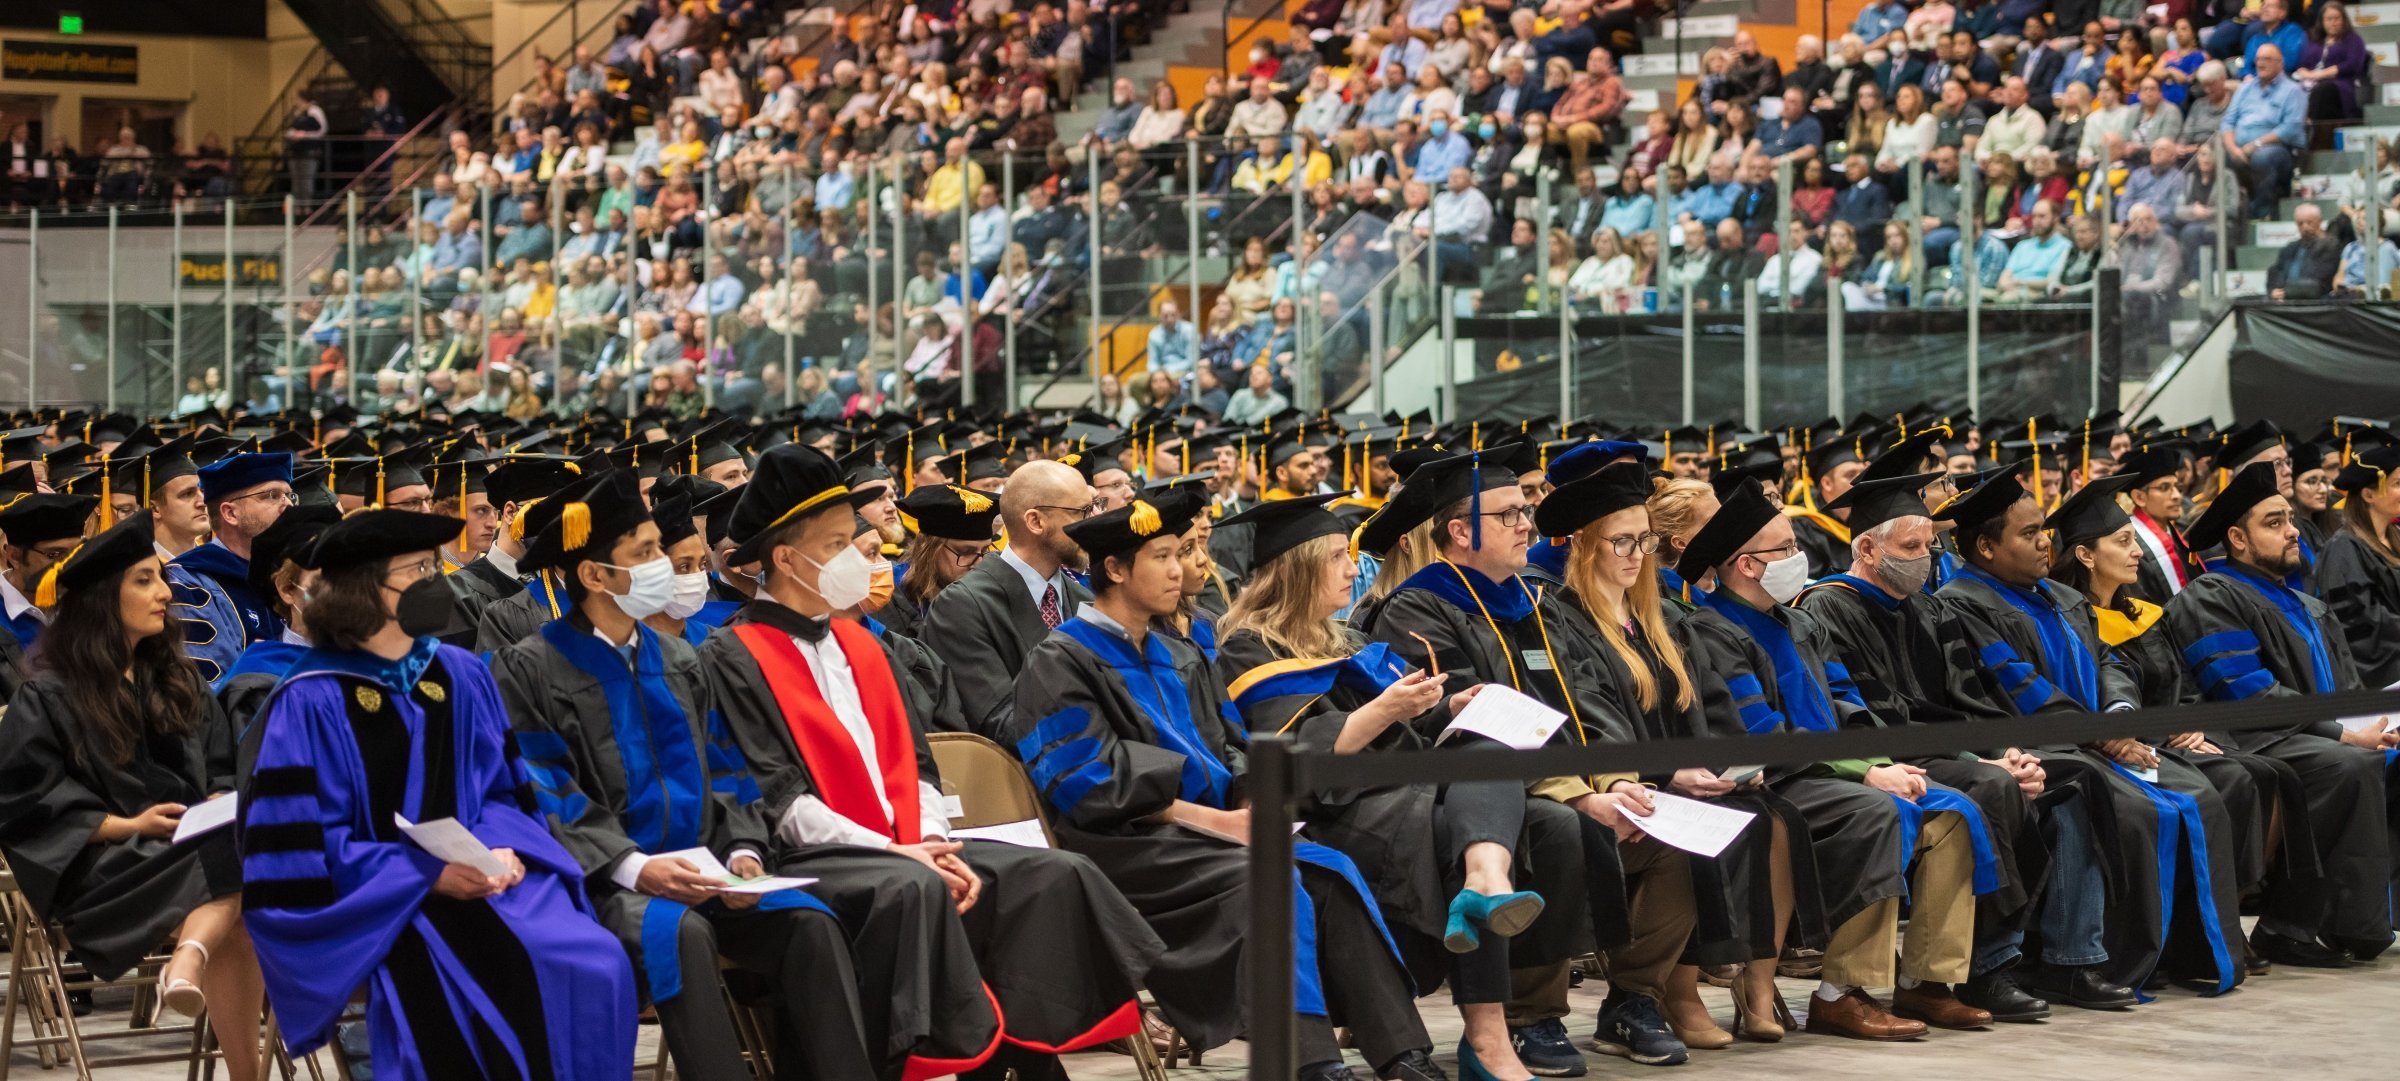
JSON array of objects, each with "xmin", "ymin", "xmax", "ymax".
[
  {"xmin": 172, "ymin": 794, "xmax": 239, "ymax": 844},
  {"xmin": 396, "ymin": 814, "xmax": 508, "ymax": 877},
  {"xmin": 1635, "ymin": 793, "xmax": 1758, "ymax": 858},
  {"xmin": 1438, "ymin": 684, "xmax": 1566, "ymax": 751}
]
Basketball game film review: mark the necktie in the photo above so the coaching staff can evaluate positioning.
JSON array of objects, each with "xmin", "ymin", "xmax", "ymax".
[{"xmin": 1040, "ymin": 584, "xmax": 1063, "ymax": 629}]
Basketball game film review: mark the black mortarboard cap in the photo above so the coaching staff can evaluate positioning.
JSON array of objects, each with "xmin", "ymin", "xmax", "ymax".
[
  {"xmin": 1220, "ymin": 492, "xmax": 1349, "ymax": 569},
  {"xmin": 1533, "ymin": 461, "xmax": 1654, "ymax": 539},
  {"xmin": 246, "ymin": 504, "xmax": 343, "ymax": 596},
  {"xmin": 1827, "ymin": 470, "xmax": 1943, "ymax": 535},
  {"xmin": 2044, "ymin": 473, "xmax": 2144, "ymax": 549},
  {"xmin": 0, "ymin": 493, "xmax": 97, "ymax": 547},
  {"xmin": 1064, "ymin": 487, "xmax": 1203, "ymax": 564},
  {"xmin": 2184, "ymin": 461, "xmax": 2286, "ymax": 552},
  {"xmin": 1930, "ymin": 463, "xmax": 2032, "ymax": 533},
  {"xmin": 1674, "ymin": 485, "xmax": 1781, "ymax": 580},
  {"xmin": 34, "ymin": 514, "xmax": 153, "ymax": 606}
]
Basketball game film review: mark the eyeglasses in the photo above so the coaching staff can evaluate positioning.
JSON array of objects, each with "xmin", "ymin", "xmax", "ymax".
[
  {"xmin": 1599, "ymin": 531, "xmax": 1665, "ymax": 557},
  {"xmin": 1036, "ymin": 504, "xmax": 1093, "ymax": 521},
  {"xmin": 1478, "ymin": 506, "xmax": 1532, "ymax": 528},
  {"xmin": 1738, "ymin": 542, "xmax": 1802, "ymax": 562},
  {"xmin": 387, "ymin": 496, "xmax": 437, "ymax": 513},
  {"xmin": 2296, "ymin": 474, "xmax": 2334, "ymax": 490},
  {"xmin": 30, "ymin": 544, "xmax": 77, "ymax": 563},
  {"xmin": 943, "ymin": 543, "xmax": 989, "ymax": 567},
  {"xmin": 232, "ymin": 487, "xmax": 298, "ymax": 507},
  {"xmin": 384, "ymin": 558, "xmax": 440, "ymax": 584}
]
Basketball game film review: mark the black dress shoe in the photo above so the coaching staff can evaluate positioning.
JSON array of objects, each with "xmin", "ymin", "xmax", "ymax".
[
  {"xmin": 1379, "ymin": 1049, "xmax": 1452, "ymax": 1081},
  {"xmin": 1958, "ymin": 969, "xmax": 2051, "ymax": 1022},
  {"xmin": 2251, "ymin": 929, "xmax": 2353, "ymax": 969},
  {"xmin": 2333, "ymin": 934, "xmax": 2393, "ymax": 963},
  {"xmin": 1301, "ymin": 1062, "xmax": 1363, "ymax": 1081},
  {"xmin": 2026, "ymin": 966, "xmax": 2138, "ymax": 1010}
]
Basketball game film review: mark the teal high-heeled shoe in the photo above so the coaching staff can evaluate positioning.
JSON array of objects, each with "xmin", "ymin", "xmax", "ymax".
[
  {"xmin": 1443, "ymin": 889, "xmax": 1546, "ymax": 953},
  {"xmin": 1456, "ymin": 1037, "xmax": 1538, "ymax": 1081}
]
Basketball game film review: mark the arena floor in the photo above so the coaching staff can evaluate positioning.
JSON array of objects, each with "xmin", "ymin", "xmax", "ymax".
[{"xmin": 31, "ymin": 944, "xmax": 2395, "ymax": 1080}]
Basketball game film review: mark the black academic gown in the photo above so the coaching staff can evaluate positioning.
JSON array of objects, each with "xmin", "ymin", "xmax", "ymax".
[
  {"xmin": 0, "ymin": 626, "xmax": 26, "ymax": 704},
  {"xmin": 2317, "ymin": 530, "xmax": 2400, "ymax": 689},
  {"xmin": 1796, "ymin": 576, "xmax": 2043, "ymax": 924},
  {"xmin": 1356, "ymin": 562, "xmax": 1644, "ymax": 952},
  {"xmin": 704, "ymin": 600, "xmax": 1163, "ymax": 1070},
  {"xmin": 1939, "ymin": 570, "xmax": 2248, "ymax": 990},
  {"xmin": 475, "ymin": 581, "xmax": 560, "ymax": 654},
  {"xmin": 873, "ymin": 614, "xmax": 979, "ymax": 736},
  {"xmin": 0, "ymin": 671, "xmax": 240, "ymax": 979},
  {"xmin": 2096, "ymin": 594, "xmax": 2324, "ymax": 922},
  {"xmin": 445, "ymin": 555, "xmax": 523, "ymax": 650},
  {"xmin": 2164, "ymin": 564, "xmax": 2394, "ymax": 956},
  {"xmin": 1213, "ymin": 626, "xmax": 1587, "ymax": 997},
  {"xmin": 923, "ymin": 554, "xmax": 1094, "ymax": 738},
  {"xmin": 491, "ymin": 614, "xmax": 879, "ymax": 1080},
  {"xmin": 1673, "ymin": 597, "xmax": 1919, "ymax": 937},
  {"xmin": 1010, "ymin": 610, "xmax": 1426, "ymax": 1067},
  {"xmin": 1549, "ymin": 581, "xmax": 1830, "ymax": 965}
]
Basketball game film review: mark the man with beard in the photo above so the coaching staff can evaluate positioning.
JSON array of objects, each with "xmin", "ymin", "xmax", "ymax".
[
  {"xmin": 167, "ymin": 451, "xmax": 296, "ymax": 683},
  {"xmin": 922, "ymin": 459, "xmax": 1095, "ymax": 738},
  {"xmin": 2166, "ymin": 461, "xmax": 2397, "ymax": 966}
]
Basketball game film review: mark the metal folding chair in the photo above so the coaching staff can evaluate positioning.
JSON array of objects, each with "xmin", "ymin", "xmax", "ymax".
[{"xmin": 0, "ymin": 867, "xmax": 222, "ymax": 1081}]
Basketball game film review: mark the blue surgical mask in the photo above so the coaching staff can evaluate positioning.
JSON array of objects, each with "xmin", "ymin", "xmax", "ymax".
[
  {"xmin": 1430, "ymin": 120, "xmax": 1450, "ymax": 138},
  {"xmin": 1478, "ymin": 122, "xmax": 1497, "ymax": 140}
]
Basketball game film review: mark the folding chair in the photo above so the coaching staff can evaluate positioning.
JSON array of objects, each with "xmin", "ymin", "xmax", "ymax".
[
  {"xmin": 0, "ymin": 866, "xmax": 222, "ymax": 1081},
  {"xmin": 926, "ymin": 733, "xmax": 1178, "ymax": 1079}
]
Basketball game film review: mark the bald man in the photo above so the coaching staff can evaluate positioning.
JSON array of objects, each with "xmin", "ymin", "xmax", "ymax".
[{"xmin": 921, "ymin": 460, "xmax": 1096, "ymax": 740}]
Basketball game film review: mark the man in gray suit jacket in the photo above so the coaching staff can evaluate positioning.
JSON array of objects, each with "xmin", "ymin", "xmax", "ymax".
[{"xmin": 921, "ymin": 459, "xmax": 1096, "ymax": 739}]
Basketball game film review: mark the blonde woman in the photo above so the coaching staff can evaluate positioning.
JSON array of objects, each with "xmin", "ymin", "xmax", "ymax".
[
  {"xmin": 1538, "ymin": 462, "xmax": 1813, "ymax": 1047},
  {"xmin": 1216, "ymin": 494, "xmax": 1569, "ymax": 1081},
  {"xmin": 1223, "ymin": 236, "xmax": 1278, "ymax": 317}
]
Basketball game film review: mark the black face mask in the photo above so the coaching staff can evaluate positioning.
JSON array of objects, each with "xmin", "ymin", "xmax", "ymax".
[{"xmin": 394, "ymin": 576, "xmax": 454, "ymax": 639}]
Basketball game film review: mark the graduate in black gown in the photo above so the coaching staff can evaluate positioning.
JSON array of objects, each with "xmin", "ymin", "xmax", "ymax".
[
  {"xmin": 240, "ymin": 509, "xmax": 638, "ymax": 1080},
  {"xmin": 2319, "ymin": 444, "xmax": 2400, "ymax": 688},
  {"xmin": 491, "ymin": 469, "xmax": 875, "ymax": 1080},
  {"xmin": 2045, "ymin": 473, "xmax": 2318, "ymax": 972},
  {"xmin": 1540, "ymin": 462, "xmax": 1839, "ymax": 1052},
  {"xmin": 1933, "ymin": 471, "xmax": 2245, "ymax": 1000},
  {"xmin": 1793, "ymin": 470, "xmax": 2056, "ymax": 1022},
  {"xmin": 2164, "ymin": 461, "xmax": 2397, "ymax": 965},
  {"xmin": 1216, "ymin": 493, "xmax": 1572, "ymax": 1081},
  {"xmin": 474, "ymin": 493, "xmax": 580, "ymax": 654},
  {"xmin": 1356, "ymin": 450, "xmax": 1700, "ymax": 1072},
  {"xmin": 0, "ymin": 492, "xmax": 96, "ymax": 699},
  {"xmin": 639, "ymin": 482, "xmax": 738, "ymax": 646},
  {"xmin": 1011, "ymin": 489, "xmax": 1443, "ymax": 1081},
  {"xmin": 700, "ymin": 445, "xmax": 1164, "ymax": 1081},
  {"xmin": 441, "ymin": 458, "xmax": 580, "ymax": 649},
  {"xmin": 1669, "ymin": 486, "xmax": 1996, "ymax": 1040},
  {"xmin": 923, "ymin": 458, "xmax": 1096, "ymax": 737},
  {"xmin": 1785, "ymin": 434, "xmax": 1871, "ymax": 578},
  {"xmin": 889, "ymin": 483, "xmax": 1000, "ymax": 652},
  {"xmin": 2115, "ymin": 446, "xmax": 2209, "ymax": 605},
  {"xmin": 0, "ymin": 517, "xmax": 264, "ymax": 1081}
]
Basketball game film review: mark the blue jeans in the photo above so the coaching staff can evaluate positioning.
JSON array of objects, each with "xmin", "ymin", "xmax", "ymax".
[
  {"xmin": 1922, "ymin": 225, "xmax": 1960, "ymax": 267},
  {"xmin": 1972, "ymin": 794, "xmax": 2109, "ymax": 974},
  {"xmin": 2243, "ymin": 143, "xmax": 2295, "ymax": 220}
]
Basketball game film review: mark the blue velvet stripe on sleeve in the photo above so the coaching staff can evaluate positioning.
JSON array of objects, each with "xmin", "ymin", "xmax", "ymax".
[
  {"xmin": 1822, "ymin": 661, "xmax": 1869, "ymax": 709},
  {"xmin": 2180, "ymin": 629, "xmax": 2275, "ymax": 701},
  {"xmin": 1976, "ymin": 640, "xmax": 2061, "ymax": 716},
  {"xmin": 1017, "ymin": 706, "xmax": 1113, "ymax": 815},
  {"xmin": 511, "ymin": 728, "xmax": 591, "ymax": 824},
  {"xmin": 1724, "ymin": 673, "xmax": 1784, "ymax": 734}
]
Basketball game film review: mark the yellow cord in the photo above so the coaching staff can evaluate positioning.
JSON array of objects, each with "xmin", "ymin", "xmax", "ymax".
[{"xmin": 1437, "ymin": 558, "xmax": 1595, "ymax": 784}]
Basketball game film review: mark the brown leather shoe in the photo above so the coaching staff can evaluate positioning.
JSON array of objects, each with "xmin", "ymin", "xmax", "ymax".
[
  {"xmin": 1803, "ymin": 989, "xmax": 1929, "ymax": 1041},
  {"xmin": 1891, "ymin": 983, "xmax": 1994, "ymax": 1030}
]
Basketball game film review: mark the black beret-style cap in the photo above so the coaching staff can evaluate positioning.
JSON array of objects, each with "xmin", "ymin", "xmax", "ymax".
[
  {"xmin": 897, "ymin": 484, "xmax": 1003, "ymax": 542},
  {"xmin": 302, "ymin": 510, "xmax": 469, "ymax": 573},
  {"xmin": 1674, "ymin": 484, "xmax": 1782, "ymax": 581},
  {"xmin": 1220, "ymin": 492, "xmax": 1350, "ymax": 570},
  {"xmin": 1065, "ymin": 488, "xmax": 1203, "ymax": 564}
]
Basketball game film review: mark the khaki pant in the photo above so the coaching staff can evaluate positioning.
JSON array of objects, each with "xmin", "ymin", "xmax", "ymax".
[
  {"xmin": 1821, "ymin": 809, "xmax": 1976, "ymax": 988},
  {"xmin": 1502, "ymin": 836, "xmax": 1698, "ymax": 1020},
  {"xmin": 1554, "ymin": 122, "xmax": 1611, "ymax": 174}
]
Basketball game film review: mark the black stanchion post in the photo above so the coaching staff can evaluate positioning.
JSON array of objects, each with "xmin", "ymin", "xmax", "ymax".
[
  {"xmin": 2096, "ymin": 266, "xmax": 2123, "ymax": 410},
  {"xmin": 1247, "ymin": 734, "xmax": 1298, "ymax": 1080}
]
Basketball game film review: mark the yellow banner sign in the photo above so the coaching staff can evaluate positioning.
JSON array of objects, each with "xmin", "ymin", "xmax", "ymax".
[
  {"xmin": 2, "ymin": 40, "xmax": 139, "ymax": 84},
  {"xmin": 178, "ymin": 253, "xmax": 281, "ymax": 288}
]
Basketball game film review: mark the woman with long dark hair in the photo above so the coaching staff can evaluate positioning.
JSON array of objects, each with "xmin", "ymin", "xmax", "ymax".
[
  {"xmin": 1217, "ymin": 494, "xmax": 1572, "ymax": 1081},
  {"xmin": 889, "ymin": 483, "xmax": 999, "ymax": 640},
  {"xmin": 239, "ymin": 509, "xmax": 634, "ymax": 1080},
  {"xmin": 2320, "ymin": 443, "xmax": 2400, "ymax": 687},
  {"xmin": 0, "ymin": 514, "xmax": 262, "ymax": 1081}
]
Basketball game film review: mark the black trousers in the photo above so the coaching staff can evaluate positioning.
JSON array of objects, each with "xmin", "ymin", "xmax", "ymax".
[
  {"xmin": 653, "ymin": 904, "xmax": 877, "ymax": 1081},
  {"xmin": 1437, "ymin": 780, "xmax": 1528, "ymax": 1004},
  {"xmin": 1294, "ymin": 864, "xmax": 1432, "ymax": 1071}
]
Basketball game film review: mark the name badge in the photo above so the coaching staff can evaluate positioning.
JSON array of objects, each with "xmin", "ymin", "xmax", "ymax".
[
  {"xmin": 942, "ymin": 795, "xmax": 965, "ymax": 819},
  {"xmin": 1522, "ymin": 650, "xmax": 1554, "ymax": 671}
]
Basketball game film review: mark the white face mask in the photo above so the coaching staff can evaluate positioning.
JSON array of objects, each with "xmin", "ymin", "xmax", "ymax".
[
  {"xmin": 599, "ymin": 556, "xmax": 678, "ymax": 619},
  {"xmin": 1754, "ymin": 550, "xmax": 1811, "ymax": 604},
  {"xmin": 798, "ymin": 545, "xmax": 876, "ymax": 610},
  {"xmin": 663, "ymin": 570, "xmax": 712, "ymax": 619}
]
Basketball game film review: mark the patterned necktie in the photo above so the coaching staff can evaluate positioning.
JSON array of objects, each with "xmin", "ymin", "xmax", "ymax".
[{"xmin": 1040, "ymin": 584, "xmax": 1063, "ymax": 629}]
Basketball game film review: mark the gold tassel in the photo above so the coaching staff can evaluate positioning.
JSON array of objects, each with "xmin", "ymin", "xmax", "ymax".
[
  {"xmin": 32, "ymin": 544, "xmax": 78, "ymax": 608},
  {"xmin": 509, "ymin": 497, "xmax": 544, "ymax": 542},
  {"xmin": 956, "ymin": 486, "xmax": 993, "ymax": 514},
  {"xmin": 560, "ymin": 501, "xmax": 591, "ymax": 550},
  {"xmin": 98, "ymin": 451, "xmax": 113, "ymax": 531},
  {"xmin": 1128, "ymin": 499, "xmax": 1161, "ymax": 535},
  {"xmin": 376, "ymin": 459, "xmax": 387, "ymax": 508}
]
